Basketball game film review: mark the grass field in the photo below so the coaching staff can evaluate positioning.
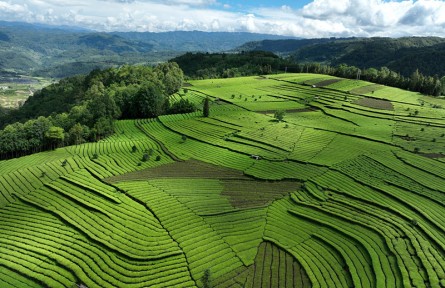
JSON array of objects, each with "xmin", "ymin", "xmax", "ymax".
[{"xmin": 0, "ymin": 73, "xmax": 445, "ymax": 287}]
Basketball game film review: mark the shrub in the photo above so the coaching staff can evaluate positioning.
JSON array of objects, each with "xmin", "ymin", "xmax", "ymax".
[
  {"xmin": 142, "ymin": 153, "xmax": 149, "ymax": 162},
  {"xmin": 203, "ymin": 97, "xmax": 210, "ymax": 117},
  {"xmin": 155, "ymin": 155, "xmax": 161, "ymax": 161},
  {"xmin": 202, "ymin": 269, "xmax": 211, "ymax": 288},
  {"xmin": 274, "ymin": 110, "xmax": 285, "ymax": 122}
]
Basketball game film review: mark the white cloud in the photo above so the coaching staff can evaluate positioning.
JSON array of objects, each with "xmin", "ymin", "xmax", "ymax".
[{"xmin": 1, "ymin": 0, "xmax": 445, "ymax": 37}]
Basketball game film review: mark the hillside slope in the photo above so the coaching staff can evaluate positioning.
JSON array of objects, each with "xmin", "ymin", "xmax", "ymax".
[
  {"xmin": 237, "ymin": 37, "xmax": 445, "ymax": 76},
  {"xmin": 0, "ymin": 21, "xmax": 292, "ymax": 78},
  {"xmin": 0, "ymin": 74, "xmax": 445, "ymax": 287}
]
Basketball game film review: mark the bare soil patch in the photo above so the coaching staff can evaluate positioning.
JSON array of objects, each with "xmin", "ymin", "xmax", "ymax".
[
  {"xmin": 313, "ymin": 78, "xmax": 342, "ymax": 87},
  {"xmin": 419, "ymin": 153, "xmax": 445, "ymax": 159},
  {"xmin": 257, "ymin": 107, "xmax": 318, "ymax": 114},
  {"xmin": 350, "ymin": 84, "xmax": 384, "ymax": 95},
  {"xmin": 222, "ymin": 180, "xmax": 301, "ymax": 209},
  {"xmin": 354, "ymin": 97, "xmax": 394, "ymax": 111},
  {"xmin": 107, "ymin": 159, "xmax": 248, "ymax": 182}
]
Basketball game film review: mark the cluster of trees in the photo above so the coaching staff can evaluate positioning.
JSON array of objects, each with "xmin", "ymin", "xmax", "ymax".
[
  {"xmin": 288, "ymin": 63, "xmax": 445, "ymax": 96},
  {"xmin": 0, "ymin": 63, "xmax": 194, "ymax": 160},
  {"xmin": 172, "ymin": 51, "xmax": 293, "ymax": 79}
]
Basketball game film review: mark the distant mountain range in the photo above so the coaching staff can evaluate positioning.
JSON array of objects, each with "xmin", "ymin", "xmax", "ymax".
[
  {"xmin": 2, "ymin": 21, "xmax": 445, "ymax": 79},
  {"xmin": 236, "ymin": 37, "xmax": 445, "ymax": 77},
  {"xmin": 0, "ymin": 21, "xmax": 293, "ymax": 78}
]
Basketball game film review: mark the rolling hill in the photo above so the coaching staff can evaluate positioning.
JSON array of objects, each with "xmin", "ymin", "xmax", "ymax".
[
  {"xmin": 0, "ymin": 73, "xmax": 445, "ymax": 287},
  {"xmin": 237, "ymin": 37, "xmax": 445, "ymax": 77},
  {"xmin": 0, "ymin": 21, "xmax": 292, "ymax": 78}
]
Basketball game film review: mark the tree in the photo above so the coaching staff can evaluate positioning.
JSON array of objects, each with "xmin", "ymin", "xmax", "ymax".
[
  {"xmin": 169, "ymin": 98, "xmax": 196, "ymax": 114},
  {"xmin": 154, "ymin": 62, "xmax": 184, "ymax": 95},
  {"xmin": 409, "ymin": 69, "xmax": 421, "ymax": 91},
  {"xmin": 45, "ymin": 126, "xmax": 65, "ymax": 150},
  {"xmin": 93, "ymin": 117, "xmax": 114, "ymax": 140},
  {"xmin": 203, "ymin": 97, "xmax": 210, "ymax": 117},
  {"xmin": 134, "ymin": 82, "xmax": 166, "ymax": 118},
  {"xmin": 69, "ymin": 123, "xmax": 86, "ymax": 145},
  {"xmin": 201, "ymin": 269, "xmax": 211, "ymax": 288},
  {"xmin": 274, "ymin": 110, "xmax": 285, "ymax": 122},
  {"xmin": 441, "ymin": 76, "xmax": 445, "ymax": 95}
]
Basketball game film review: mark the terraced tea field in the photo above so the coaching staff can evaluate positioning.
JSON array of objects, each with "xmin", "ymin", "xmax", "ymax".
[{"xmin": 1, "ymin": 73, "xmax": 445, "ymax": 287}]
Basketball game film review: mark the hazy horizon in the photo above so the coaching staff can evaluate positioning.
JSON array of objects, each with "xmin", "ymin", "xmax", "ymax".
[{"xmin": 1, "ymin": 1, "xmax": 445, "ymax": 38}]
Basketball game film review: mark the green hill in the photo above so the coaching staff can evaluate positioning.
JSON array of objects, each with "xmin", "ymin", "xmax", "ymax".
[
  {"xmin": 237, "ymin": 37, "xmax": 445, "ymax": 77},
  {"xmin": 0, "ymin": 21, "xmax": 292, "ymax": 78},
  {"xmin": 1, "ymin": 74, "xmax": 445, "ymax": 287}
]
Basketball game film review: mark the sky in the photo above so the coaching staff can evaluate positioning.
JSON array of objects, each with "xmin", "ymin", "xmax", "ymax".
[{"xmin": 1, "ymin": 0, "xmax": 445, "ymax": 37}]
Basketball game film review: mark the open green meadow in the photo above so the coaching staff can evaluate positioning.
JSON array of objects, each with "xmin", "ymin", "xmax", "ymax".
[{"xmin": 1, "ymin": 73, "xmax": 445, "ymax": 287}]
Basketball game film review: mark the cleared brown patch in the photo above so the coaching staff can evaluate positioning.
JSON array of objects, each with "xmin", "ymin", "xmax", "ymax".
[
  {"xmin": 354, "ymin": 97, "xmax": 394, "ymax": 111},
  {"xmin": 222, "ymin": 180, "xmax": 301, "ymax": 209},
  {"xmin": 350, "ymin": 84, "xmax": 384, "ymax": 95},
  {"xmin": 182, "ymin": 82, "xmax": 193, "ymax": 87},
  {"xmin": 106, "ymin": 159, "xmax": 248, "ymax": 182},
  {"xmin": 257, "ymin": 107, "xmax": 318, "ymax": 114},
  {"xmin": 419, "ymin": 153, "xmax": 445, "ymax": 159},
  {"xmin": 313, "ymin": 78, "xmax": 342, "ymax": 87}
]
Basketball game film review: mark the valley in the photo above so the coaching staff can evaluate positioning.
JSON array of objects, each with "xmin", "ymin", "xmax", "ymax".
[{"xmin": 0, "ymin": 74, "xmax": 444, "ymax": 287}]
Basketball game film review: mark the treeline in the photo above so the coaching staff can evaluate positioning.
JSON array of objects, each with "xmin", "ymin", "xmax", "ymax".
[
  {"xmin": 0, "ymin": 63, "xmax": 195, "ymax": 160},
  {"xmin": 171, "ymin": 51, "xmax": 293, "ymax": 79},
  {"xmin": 290, "ymin": 63, "xmax": 445, "ymax": 96},
  {"xmin": 173, "ymin": 51, "xmax": 445, "ymax": 96}
]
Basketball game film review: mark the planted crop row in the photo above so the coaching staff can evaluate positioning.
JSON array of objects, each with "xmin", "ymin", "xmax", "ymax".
[
  {"xmin": 249, "ymin": 241, "xmax": 312, "ymax": 288},
  {"xmin": 288, "ymin": 128, "xmax": 337, "ymax": 162},
  {"xmin": 138, "ymin": 118, "xmax": 255, "ymax": 171},
  {"xmin": 310, "ymin": 169, "xmax": 445, "ymax": 286},
  {"xmin": 0, "ymin": 201, "xmax": 194, "ymax": 288},
  {"xmin": 147, "ymin": 178, "xmax": 235, "ymax": 215},
  {"xmin": 244, "ymin": 159, "xmax": 327, "ymax": 181},
  {"xmin": 159, "ymin": 115, "xmax": 287, "ymax": 160},
  {"xmin": 119, "ymin": 181, "xmax": 244, "ymax": 285},
  {"xmin": 204, "ymin": 208, "xmax": 267, "ymax": 266},
  {"xmin": 18, "ymin": 179, "xmax": 178, "ymax": 260}
]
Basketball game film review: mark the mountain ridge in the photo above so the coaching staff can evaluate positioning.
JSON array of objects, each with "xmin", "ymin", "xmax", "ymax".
[
  {"xmin": 236, "ymin": 37, "xmax": 445, "ymax": 76},
  {"xmin": 0, "ymin": 21, "xmax": 294, "ymax": 78}
]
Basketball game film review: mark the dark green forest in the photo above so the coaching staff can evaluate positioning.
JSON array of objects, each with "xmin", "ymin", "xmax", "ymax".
[
  {"xmin": 0, "ymin": 63, "xmax": 196, "ymax": 159},
  {"xmin": 171, "ymin": 51, "xmax": 293, "ymax": 79},
  {"xmin": 238, "ymin": 37, "xmax": 445, "ymax": 77}
]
